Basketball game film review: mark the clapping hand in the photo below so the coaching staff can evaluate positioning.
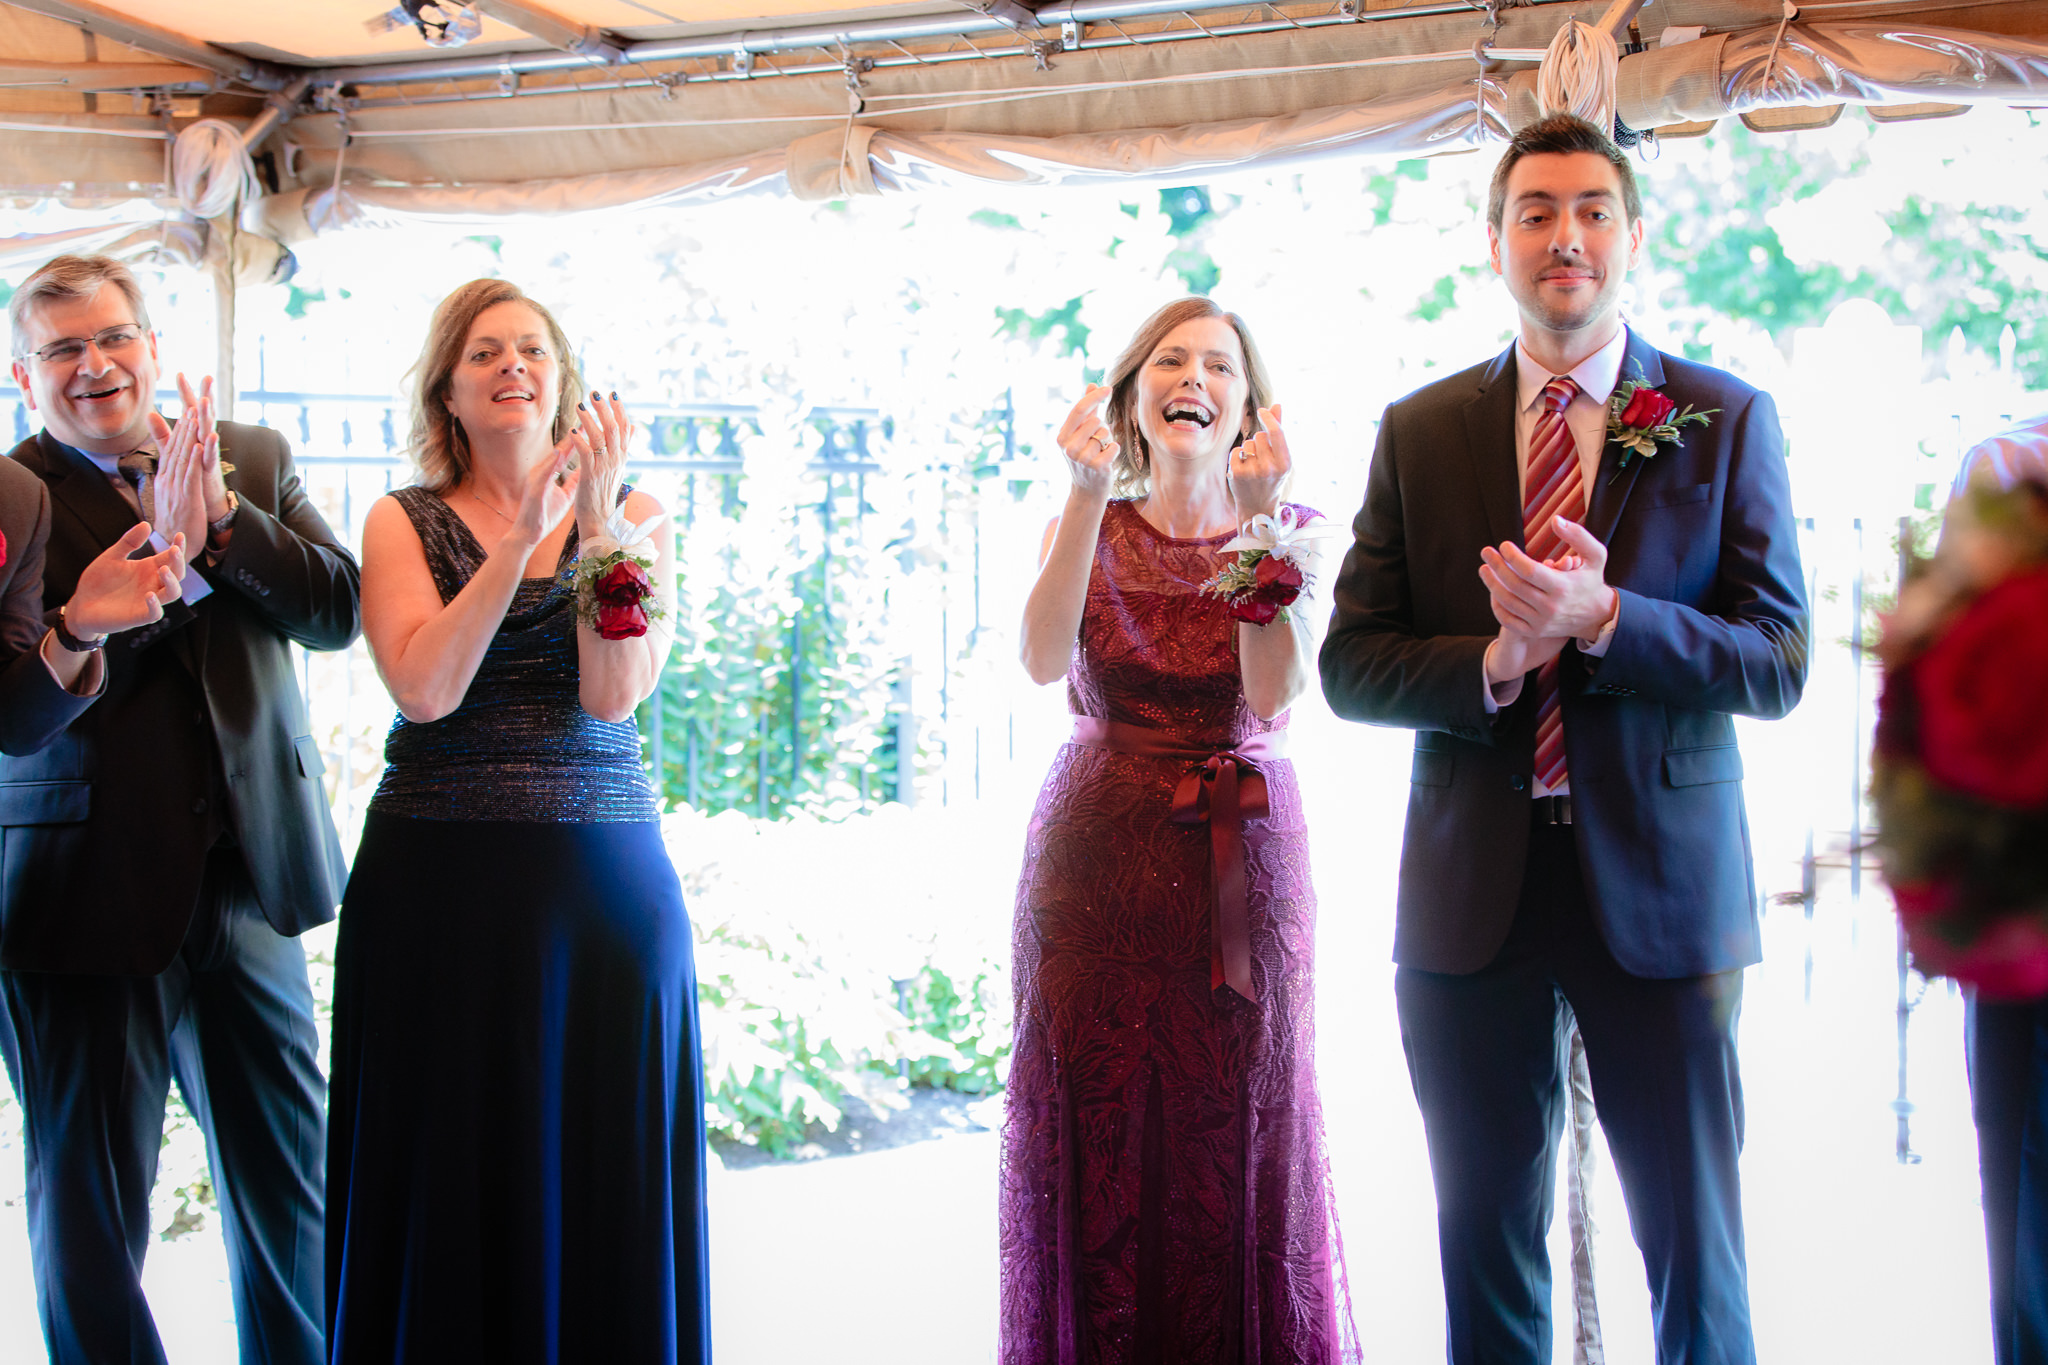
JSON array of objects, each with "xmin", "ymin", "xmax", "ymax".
[
  {"xmin": 147, "ymin": 376, "xmax": 220, "ymax": 554},
  {"xmin": 63, "ymin": 523, "xmax": 186, "ymax": 641},
  {"xmin": 1056, "ymin": 384, "xmax": 1118, "ymax": 499},
  {"xmin": 1230, "ymin": 403, "xmax": 1289, "ymax": 521},
  {"xmin": 512, "ymin": 438, "xmax": 580, "ymax": 548},
  {"xmin": 570, "ymin": 391, "xmax": 635, "ymax": 532},
  {"xmin": 1480, "ymin": 516, "xmax": 1617, "ymax": 645}
]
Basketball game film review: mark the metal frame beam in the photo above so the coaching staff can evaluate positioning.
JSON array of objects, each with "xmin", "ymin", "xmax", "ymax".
[
  {"xmin": 310, "ymin": 0, "xmax": 1529, "ymax": 87},
  {"xmin": 0, "ymin": 58, "xmax": 211, "ymax": 91},
  {"xmin": 474, "ymin": 0, "xmax": 626, "ymax": 63},
  {"xmin": 0, "ymin": 0, "xmax": 293, "ymax": 89}
]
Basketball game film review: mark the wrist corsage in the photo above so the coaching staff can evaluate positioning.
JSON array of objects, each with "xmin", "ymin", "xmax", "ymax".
[
  {"xmin": 1606, "ymin": 370, "xmax": 1717, "ymax": 481},
  {"xmin": 566, "ymin": 501, "xmax": 668, "ymax": 640},
  {"xmin": 1200, "ymin": 506, "xmax": 1337, "ymax": 626}
]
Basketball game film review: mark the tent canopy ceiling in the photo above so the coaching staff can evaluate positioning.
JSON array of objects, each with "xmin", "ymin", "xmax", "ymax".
[{"xmin": 0, "ymin": 0, "xmax": 2042, "ymax": 220}]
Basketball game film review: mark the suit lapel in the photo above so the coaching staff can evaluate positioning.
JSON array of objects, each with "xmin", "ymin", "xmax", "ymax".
[
  {"xmin": 1461, "ymin": 343, "xmax": 1524, "ymax": 548},
  {"xmin": 1584, "ymin": 330, "xmax": 1665, "ymax": 544},
  {"xmin": 34, "ymin": 430, "xmax": 140, "ymax": 552}
]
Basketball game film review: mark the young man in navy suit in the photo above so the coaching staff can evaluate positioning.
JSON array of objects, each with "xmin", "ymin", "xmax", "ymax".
[{"xmin": 1321, "ymin": 115, "xmax": 1809, "ymax": 1364}]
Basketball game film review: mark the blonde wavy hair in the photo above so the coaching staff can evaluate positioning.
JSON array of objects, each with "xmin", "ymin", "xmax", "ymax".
[
  {"xmin": 405, "ymin": 278, "xmax": 583, "ymax": 493},
  {"xmin": 1102, "ymin": 296, "xmax": 1274, "ymax": 499}
]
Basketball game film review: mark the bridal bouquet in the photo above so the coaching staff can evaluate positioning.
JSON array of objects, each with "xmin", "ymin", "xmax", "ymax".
[
  {"xmin": 1875, "ymin": 478, "xmax": 2048, "ymax": 998},
  {"xmin": 567, "ymin": 500, "xmax": 668, "ymax": 641},
  {"xmin": 1200, "ymin": 506, "xmax": 1337, "ymax": 626}
]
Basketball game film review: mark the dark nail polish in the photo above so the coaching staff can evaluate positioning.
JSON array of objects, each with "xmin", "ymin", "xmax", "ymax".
[
  {"xmin": 577, "ymin": 401, "xmax": 587, "ymax": 410},
  {"xmin": 610, "ymin": 391, "xmax": 619, "ymax": 401}
]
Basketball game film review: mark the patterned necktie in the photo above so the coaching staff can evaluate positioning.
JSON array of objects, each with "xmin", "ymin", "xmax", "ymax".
[
  {"xmin": 116, "ymin": 450, "xmax": 157, "ymax": 527},
  {"xmin": 1524, "ymin": 375, "xmax": 1583, "ymax": 793}
]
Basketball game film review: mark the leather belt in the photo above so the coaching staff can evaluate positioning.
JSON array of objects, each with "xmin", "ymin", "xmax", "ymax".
[{"xmin": 1068, "ymin": 716, "xmax": 1287, "ymax": 1003}]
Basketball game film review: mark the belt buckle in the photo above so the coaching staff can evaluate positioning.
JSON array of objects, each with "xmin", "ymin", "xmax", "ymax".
[{"xmin": 1533, "ymin": 794, "xmax": 1573, "ymax": 826}]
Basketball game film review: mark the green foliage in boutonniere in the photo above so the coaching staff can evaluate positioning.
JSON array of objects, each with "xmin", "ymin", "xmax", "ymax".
[{"xmin": 1605, "ymin": 370, "xmax": 1717, "ymax": 482}]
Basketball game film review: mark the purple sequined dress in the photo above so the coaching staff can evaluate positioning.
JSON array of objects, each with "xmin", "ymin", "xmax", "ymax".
[{"xmin": 1000, "ymin": 499, "xmax": 1358, "ymax": 1364}]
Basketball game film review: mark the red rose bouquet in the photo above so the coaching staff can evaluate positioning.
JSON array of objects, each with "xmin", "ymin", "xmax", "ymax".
[
  {"xmin": 1874, "ymin": 479, "xmax": 2048, "ymax": 998},
  {"xmin": 1200, "ymin": 507, "xmax": 1336, "ymax": 626},
  {"xmin": 565, "ymin": 501, "xmax": 668, "ymax": 641}
]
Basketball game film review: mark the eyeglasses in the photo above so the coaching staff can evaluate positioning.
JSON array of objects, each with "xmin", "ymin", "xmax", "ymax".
[{"xmin": 17, "ymin": 324, "xmax": 147, "ymax": 366}]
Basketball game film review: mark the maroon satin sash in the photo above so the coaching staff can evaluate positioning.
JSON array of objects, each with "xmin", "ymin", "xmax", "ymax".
[{"xmin": 1068, "ymin": 716, "xmax": 1289, "ymax": 1003}]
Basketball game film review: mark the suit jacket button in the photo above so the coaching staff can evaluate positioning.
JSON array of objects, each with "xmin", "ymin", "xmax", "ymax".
[
  {"xmin": 1509, "ymin": 774, "xmax": 1527, "ymax": 791},
  {"xmin": 191, "ymin": 798, "xmax": 208, "ymax": 814},
  {"xmin": 193, "ymin": 711, "xmax": 204, "ymax": 726}
]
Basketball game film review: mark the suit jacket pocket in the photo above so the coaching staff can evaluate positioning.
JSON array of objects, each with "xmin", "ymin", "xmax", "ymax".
[
  {"xmin": 1411, "ymin": 748, "xmax": 1454, "ymax": 788},
  {"xmin": 1664, "ymin": 745, "xmax": 1743, "ymax": 787},
  {"xmin": 294, "ymin": 734, "xmax": 326, "ymax": 779},
  {"xmin": 1647, "ymin": 483, "xmax": 1712, "ymax": 509},
  {"xmin": 0, "ymin": 779, "xmax": 89, "ymax": 824}
]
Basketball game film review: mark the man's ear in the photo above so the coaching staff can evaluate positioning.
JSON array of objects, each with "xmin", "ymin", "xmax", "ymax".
[
  {"xmin": 10, "ymin": 361, "xmax": 34, "ymax": 408},
  {"xmin": 1628, "ymin": 215, "xmax": 1646, "ymax": 270},
  {"xmin": 1487, "ymin": 222, "xmax": 1503, "ymax": 277}
]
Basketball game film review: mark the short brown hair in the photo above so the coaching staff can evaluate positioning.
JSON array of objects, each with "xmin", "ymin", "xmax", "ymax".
[
  {"xmin": 405, "ymin": 278, "xmax": 583, "ymax": 493},
  {"xmin": 9, "ymin": 254, "xmax": 152, "ymax": 358},
  {"xmin": 1487, "ymin": 113, "xmax": 1641, "ymax": 231},
  {"xmin": 1102, "ymin": 297, "xmax": 1274, "ymax": 499}
]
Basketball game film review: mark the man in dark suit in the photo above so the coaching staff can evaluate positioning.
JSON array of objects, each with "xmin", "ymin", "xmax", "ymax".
[
  {"xmin": 1, "ymin": 254, "xmax": 360, "ymax": 1365},
  {"xmin": 1320, "ymin": 115, "xmax": 1808, "ymax": 1364}
]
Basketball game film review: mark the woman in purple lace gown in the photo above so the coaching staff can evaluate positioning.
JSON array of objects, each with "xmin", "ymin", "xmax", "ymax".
[{"xmin": 1004, "ymin": 297, "xmax": 1358, "ymax": 1364}]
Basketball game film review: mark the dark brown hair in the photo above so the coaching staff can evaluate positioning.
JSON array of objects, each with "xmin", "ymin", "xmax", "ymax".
[
  {"xmin": 1487, "ymin": 113, "xmax": 1641, "ymax": 231},
  {"xmin": 1102, "ymin": 297, "xmax": 1274, "ymax": 499},
  {"xmin": 405, "ymin": 278, "xmax": 583, "ymax": 492}
]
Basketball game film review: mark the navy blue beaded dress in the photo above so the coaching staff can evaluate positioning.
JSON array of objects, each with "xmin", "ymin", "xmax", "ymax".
[{"xmin": 327, "ymin": 488, "xmax": 710, "ymax": 1364}]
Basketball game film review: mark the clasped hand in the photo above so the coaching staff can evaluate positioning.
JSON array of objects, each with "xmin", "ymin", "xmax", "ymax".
[{"xmin": 1479, "ymin": 515, "xmax": 1618, "ymax": 684}]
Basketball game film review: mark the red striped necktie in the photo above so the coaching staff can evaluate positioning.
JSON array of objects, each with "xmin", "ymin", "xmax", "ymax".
[{"xmin": 1524, "ymin": 375, "xmax": 1582, "ymax": 793}]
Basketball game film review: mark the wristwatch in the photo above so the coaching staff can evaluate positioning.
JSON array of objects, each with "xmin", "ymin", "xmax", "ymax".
[
  {"xmin": 207, "ymin": 490, "xmax": 240, "ymax": 549},
  {"xmin": 53, "ymin": 604, "xmax": 107, "ymax": 653}
]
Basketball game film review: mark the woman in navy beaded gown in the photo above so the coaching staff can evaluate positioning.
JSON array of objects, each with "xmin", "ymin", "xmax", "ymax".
[{"xmin": 327, "ymin": 279, "xmax": 708, "ymax": 1363}]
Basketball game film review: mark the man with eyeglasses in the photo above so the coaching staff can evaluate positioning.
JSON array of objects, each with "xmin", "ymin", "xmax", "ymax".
[{"xmin": 0, "ymin": 253, "xmax": 360, "ymax": 1365}]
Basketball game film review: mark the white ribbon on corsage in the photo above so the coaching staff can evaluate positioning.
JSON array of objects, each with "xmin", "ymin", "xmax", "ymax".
[
  {"xmin": 579, "ymin": 502, "xmax": 665, "ymax": 563},
  {"xmin": 1219, "ymin": 506, "xmax": 1341, "ymax": 569}
]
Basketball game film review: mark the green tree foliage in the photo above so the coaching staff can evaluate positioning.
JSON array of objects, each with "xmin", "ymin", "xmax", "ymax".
[{"xmin": 1641, "ymin": 115, "xmax": 2048, "ymax": 384}]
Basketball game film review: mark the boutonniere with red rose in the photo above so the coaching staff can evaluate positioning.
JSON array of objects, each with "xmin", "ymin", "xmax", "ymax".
[
  {"xmin": 1875, "ymin": 478, "xmax": 2048, "ymax": 998},
  {"xmin": 0, "ymin": 527, "xmax": 7, "ymax": 569},
  {"xmin": 1606, "ymin": 371, "xmax": 1717, "ymax": 482},
  {"xmin": 565, "ymin": 501, "xmax": 668, "ymax": 640},
  {"xmin": 1200, "ymin": 506, "xmax": 1338, "ymax": 626}
]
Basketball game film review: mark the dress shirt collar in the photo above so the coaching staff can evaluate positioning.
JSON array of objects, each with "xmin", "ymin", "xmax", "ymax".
[
  {"xmin": 56, "ymin": 437, "xmax": 156, "ymax": 482},
  {"xmin": 1514, "ymin": 323, "xmax": 1631, "ymax": 415}
]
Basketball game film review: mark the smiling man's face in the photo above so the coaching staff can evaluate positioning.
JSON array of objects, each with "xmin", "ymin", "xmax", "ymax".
[
  {"xmin": 1489, "ymin": 149, "xmax": 1645, "ymax": 346},
  {"xmin": 11, "ymin": 284, "xmax": 161, "ymax": 455}
]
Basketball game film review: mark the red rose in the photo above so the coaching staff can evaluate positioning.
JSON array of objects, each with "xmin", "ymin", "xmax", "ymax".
[
  {"xmin": 596, "ymin": 600, "xmax": 649, "ymax": 640},
  {"xmin": 1231, "ymin": 594, "xmax": 1280, "ymax": 626},
  {"xmin": 1897, "ymin": 879, "xmax": 2048, "ymax": 999},
  {"xmin": 1914, "ymin": 565, "xmax": 2048, "ymax": 807},
  {"xmin": 1618, "ymin": 386, "xmax": 1677, "ymax": 431},
  {"xmin": 594, "ymin": 559, "xmax": 651, "ymax": 609},
  {"xmin": 0, "ymin": 527, "xmax": 7, "ymax": 569},
  {"xmin": 1254, "ymin": 554, "xmax": 1303, "ymax": 594}
]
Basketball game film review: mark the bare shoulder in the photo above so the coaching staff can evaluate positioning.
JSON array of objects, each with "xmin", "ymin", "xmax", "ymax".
[{"xmin": 621, "ymin": 485, "xmax": 666, "ymax": 522}]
